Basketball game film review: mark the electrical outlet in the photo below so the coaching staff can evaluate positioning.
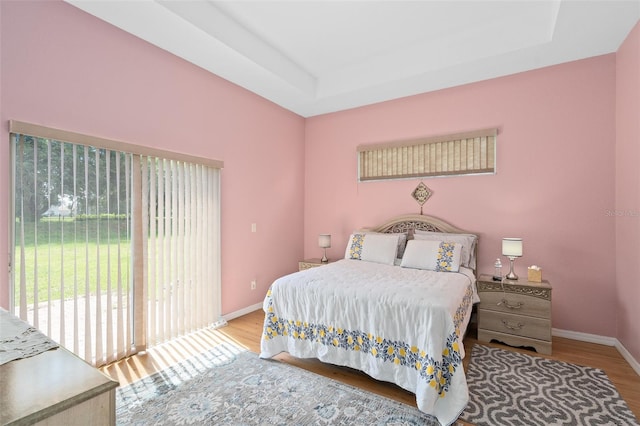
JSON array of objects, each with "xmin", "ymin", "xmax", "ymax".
[
  {"xmin": 251, "ymin": 280, "xmax": 257, "ymax": 290},
  {"xmin": 251, "ymin": 223, "xmax": 257, "ymax": 233}
]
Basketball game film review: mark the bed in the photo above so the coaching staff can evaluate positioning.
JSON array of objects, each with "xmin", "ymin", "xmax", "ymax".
[{"xmin": 260, "ymin": 214, "xmax": 479, "ymax": 426}]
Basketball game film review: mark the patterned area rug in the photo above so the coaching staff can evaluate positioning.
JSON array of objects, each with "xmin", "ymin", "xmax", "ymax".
[
  {"xmin": 116, "ymin": 342, "xmax": 440, "ymax": 425},
  {"xmin": 460, "ymin": 344, "xmax": 639, "ymax": 426}
]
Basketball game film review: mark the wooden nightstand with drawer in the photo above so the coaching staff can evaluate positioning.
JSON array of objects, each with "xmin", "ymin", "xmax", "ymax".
[
  {"xmin": 298, "ymin": 258, "xmax": 335, "ymax": 271},
  {"xmin": 477, "ymin": 274, "xmax": 552, "ymax": 355}
]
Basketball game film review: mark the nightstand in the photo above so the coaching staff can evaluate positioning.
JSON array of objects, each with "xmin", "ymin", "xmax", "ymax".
[
  {"xmin": 298, "ymin": 258, "xmax": 334, "ymax": 271},
  {"xmin": 477, "ymin": 274, "xmax": 552, "ymax": 355}
]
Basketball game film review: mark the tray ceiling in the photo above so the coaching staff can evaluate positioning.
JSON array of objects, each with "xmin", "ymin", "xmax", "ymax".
[{"xmin": 66, "ymin": 0, "xmax": 639, "ymax": 117}]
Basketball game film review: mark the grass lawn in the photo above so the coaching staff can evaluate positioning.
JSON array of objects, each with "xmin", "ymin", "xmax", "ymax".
[{"xmin": 13, "ymin": 218, "xmax": 132, "ymax": 305}]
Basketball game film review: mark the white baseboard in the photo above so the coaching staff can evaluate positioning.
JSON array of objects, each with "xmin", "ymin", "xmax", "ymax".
[
  {"xmin": 222, "ymin": 303, "xmax": 262, "ymax": 322},
  {"xmin": 553, "ymin": 328, "xmax": 640, "ymax": 376},
  {"xmin": 615, "ymin": 340, "xmax": 640, "ymax": 376},
  {"xmin": 552, "ymin": 328, "xmax": 618, "ymax": 346}
]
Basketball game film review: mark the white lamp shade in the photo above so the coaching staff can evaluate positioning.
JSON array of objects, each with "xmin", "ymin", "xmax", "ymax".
[
  {"xmin": 318, "ymin": 234, "xmax": 331, "ymax": 248},
  {"xmin": 502, "ymin": 238, "xmax": 523, "ymax": 257}
]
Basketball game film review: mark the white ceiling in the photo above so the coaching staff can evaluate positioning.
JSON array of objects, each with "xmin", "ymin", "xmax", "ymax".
[{"xmin": 66, "ymin": 0, "xmax": 639, "ymax": 117}]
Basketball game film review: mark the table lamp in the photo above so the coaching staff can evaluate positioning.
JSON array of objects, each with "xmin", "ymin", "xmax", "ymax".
[
  {"xmin": 502, "ymin": 238, "xmax": 523, "ymax": 280},
  {"xmin": 319, "ymin": 234, "xmax": 331, "ymax": 263}
]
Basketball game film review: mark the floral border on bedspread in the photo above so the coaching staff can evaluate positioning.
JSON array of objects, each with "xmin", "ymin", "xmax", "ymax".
[{"xmin": 262, "ymin": 283, "xmax": 473, "ymax": 397}]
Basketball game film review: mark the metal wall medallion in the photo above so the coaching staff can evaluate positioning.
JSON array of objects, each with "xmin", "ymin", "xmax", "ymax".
[{"xmin": 411, "ymin": 182, "xmax": 432, "ymax": 214}]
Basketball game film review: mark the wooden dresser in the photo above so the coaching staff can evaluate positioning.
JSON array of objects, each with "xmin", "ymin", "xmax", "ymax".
[
  {"xmin": 477, "ymin": 274, "xmax": 552, "ymax": 355},
  {"xmin": 0, "ymin": 341, "xmax": 119, "ymax": 425}
]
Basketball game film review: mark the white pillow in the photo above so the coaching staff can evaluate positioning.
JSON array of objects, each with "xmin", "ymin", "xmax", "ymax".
[
  {"xmin": 357, "ymin": 230, "xmax": 408, "ymax": 259},
  {"xmin": 400, "ymin": 239, "xmax": 463, "ymax": 272},
  {"xmin": 344, "ymin": 232, "xmax": 401, "ymax": 265},
  {"xmin": 413, "ymin": 230, "xmax": 477, "ymax": 269}
]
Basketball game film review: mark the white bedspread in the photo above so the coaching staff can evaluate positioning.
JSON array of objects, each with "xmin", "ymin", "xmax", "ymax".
[{"xmin": 260, "ymin": 259, "xmax": 476, "ymax": 426}]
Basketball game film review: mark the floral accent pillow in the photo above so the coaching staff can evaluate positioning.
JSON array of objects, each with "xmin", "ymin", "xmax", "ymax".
[
  {"xmin": 436, "ymin": 241, "xmax": 459, "ymax": 272},
  {"xmin": 344, "ymin": 233, "xmax": 400, "ymax": 266},
  {"xmin": 348, "ymin": 233, "xmax": 365, "ymax": 260},
  {"xmin": 413, "ymin": 231, "xmax": 477, "ymax": 269},
  {"xmin": 400, "ymin": 239, "xmax": 463, "ymax": 272}
]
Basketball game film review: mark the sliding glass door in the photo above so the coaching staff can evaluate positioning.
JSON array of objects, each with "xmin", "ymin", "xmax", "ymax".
[
  {"xmin": 11, "ymin": 135, "xmax": 136, "ymax": 365},
  {"xmin": 10, "ymin": 123, "xmax": 222, "ymax": 367}
]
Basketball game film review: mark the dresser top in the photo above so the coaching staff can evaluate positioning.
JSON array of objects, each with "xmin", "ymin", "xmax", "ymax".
[
  {"xmin": 0, "ymin": 330, "xmax": 118, "ymax": 425},
  {"xmin": 478, "ymin": 274, "xmax": 552, "ymax": 289}
]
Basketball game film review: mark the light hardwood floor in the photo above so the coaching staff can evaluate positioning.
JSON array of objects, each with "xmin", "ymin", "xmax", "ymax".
[{"xmin": 101, "ymin": 309, "xmax": 640, "ymax": 425}]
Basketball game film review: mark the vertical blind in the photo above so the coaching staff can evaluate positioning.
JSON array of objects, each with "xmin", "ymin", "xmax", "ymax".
[
  {"xmin": 12, "ymin": 134, "xmax": 136, "ymax": 365},
  {"xmin": 143, "ymin": 157, "xmax": 222, "ymax": 347},
  {"xmin": 10, "ymin": 121, "xmax": 223, "ymax": 367},
  {"xmin": 357, "ymin": 128, "xmax": 497, "ymax": 181}
]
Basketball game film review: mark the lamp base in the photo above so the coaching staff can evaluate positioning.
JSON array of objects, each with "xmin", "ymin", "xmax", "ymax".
[
  {"xmin": 505, "ymin": 256, "xmax": 518, "ymax": 281},
  {"xmin": 321, "ymin": 248, "xmax": 328, "ymax": 263}
]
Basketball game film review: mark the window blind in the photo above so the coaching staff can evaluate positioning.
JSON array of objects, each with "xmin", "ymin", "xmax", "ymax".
[
  {"xmin": 357, "ymin": 128, "xmax": 497, "ymax": 181},
  {"xmin": 143, "ymin": 157, "xmax": 222, "ymax": 347},
  {"xmin": 11, "ymin": 134, "xmax": 136, "ymax": 365}
]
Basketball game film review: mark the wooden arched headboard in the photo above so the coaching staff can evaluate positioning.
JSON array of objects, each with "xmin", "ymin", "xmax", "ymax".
[
  {"xmin": 363, "ymin": 214, "xmax": 479, "ymax": 273},
  {"xmin": 367, "ymin": 214, "xmax": 473, "ymax": 235}
]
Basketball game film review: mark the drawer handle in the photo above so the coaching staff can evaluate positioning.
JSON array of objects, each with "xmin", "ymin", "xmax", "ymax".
[
  {"xmin": 501, "ymin": 319, "xmax": 524, "ymax": 330},
  {"xmin": 498, "ymin": 299, "xmax": 523, "ymax": 310}
]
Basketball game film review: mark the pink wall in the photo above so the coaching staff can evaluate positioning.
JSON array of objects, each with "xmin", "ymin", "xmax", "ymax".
[
  {"xmin": 0, "ymin": 1, "xmax": 305, "ymax": 314},
  {"xmin": 615, "ymin": 21, "xmax": 640, "ymax": 361},
  {"xmin": 0, "ymin": 1, "xmax": 635, "ymax": 355},
  {"xmin": 305, "ymin": 55, "xmax": 618, "ymax": 337}
]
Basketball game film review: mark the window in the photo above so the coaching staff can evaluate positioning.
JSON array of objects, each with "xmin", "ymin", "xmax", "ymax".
[
  {"xmin": 9, "ymin": 121, "xmax": 223, "ymax": 366},
  {"xmin": 357, "ymin": 128, "xmax": 497, "ymax": 181}
]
